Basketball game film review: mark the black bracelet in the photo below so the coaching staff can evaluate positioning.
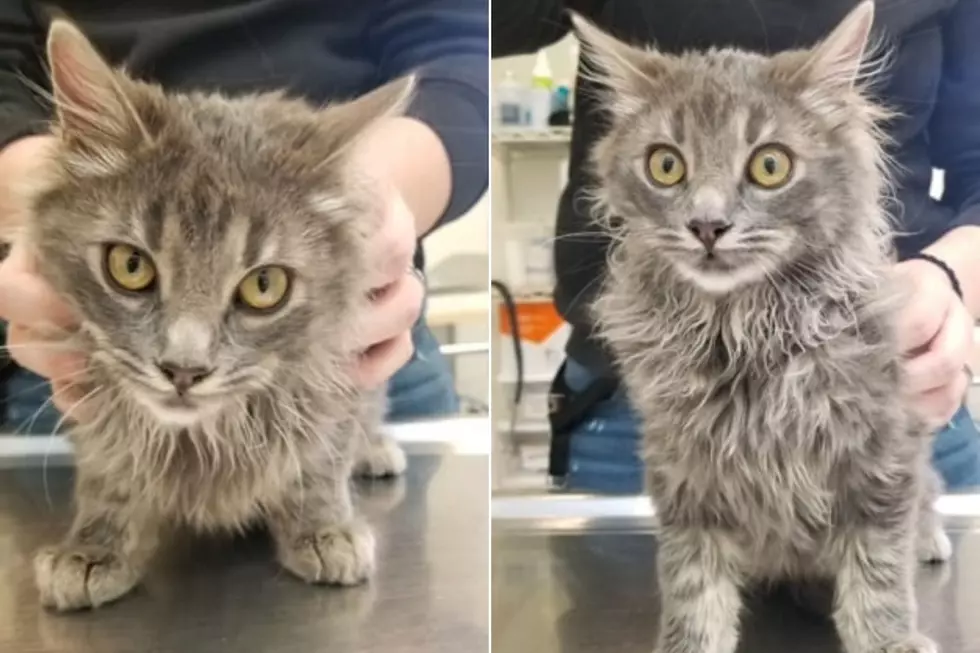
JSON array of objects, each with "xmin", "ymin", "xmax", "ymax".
[{"xmin": 908, "ymin": 252, "xmax": 963, "ymax": 299}]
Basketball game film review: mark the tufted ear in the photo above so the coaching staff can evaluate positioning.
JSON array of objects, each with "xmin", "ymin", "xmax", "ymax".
[
  {"xmin": 47, "ymin": 19, "xmax": 151, "ymax": 157},
  {"xmin": 316, "ymin": 74, "xmax": 417, "ymax": 164},
  {"xmin": 791, "ymin": 1, "xmax": 876, "ymax": 92},
  {"xmin": 570, "ymin": 12, "xmax": 668, "ymax": 111}
]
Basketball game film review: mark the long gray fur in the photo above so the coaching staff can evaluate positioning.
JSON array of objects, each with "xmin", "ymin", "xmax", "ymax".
[
  {"xmin": 579, "ymin": 3, "xmax": 948, "ymax": 652},
  {"xmin": 22, "ymin": 20, "xmax": 409, "ymax": 611}
]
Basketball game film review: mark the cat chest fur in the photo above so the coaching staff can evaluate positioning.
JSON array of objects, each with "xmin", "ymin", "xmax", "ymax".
[
  {"xmin": 600, "ymin": 281, "xmax": 920, "ymax": 567},
  {"xmin": 69, "ymin": 398, "xmax": 341, "ymax": 531}
]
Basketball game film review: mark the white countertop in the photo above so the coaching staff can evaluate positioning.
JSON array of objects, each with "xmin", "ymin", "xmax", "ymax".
[{"xmin": 0, "ymin": 416, "xmax": 490, "ymax": 467}]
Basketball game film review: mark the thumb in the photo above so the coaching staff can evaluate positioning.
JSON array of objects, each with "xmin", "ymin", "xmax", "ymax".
[
  {"xmin": 0, "ymin": 242, "xmax": 76, "ymax": 328},
  {"xmin": 0, "ymin": 135, "xmax": 56, "ymax": 238}
]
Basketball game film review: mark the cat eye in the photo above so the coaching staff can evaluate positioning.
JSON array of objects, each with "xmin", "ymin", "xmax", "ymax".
[
  {"xmin": 746, "ymin": 145, "xmax": 794, "ymax": 189},
  {"xmin": 104, "ymin": 244, "xmax": 157, "ymax": 292},
  {"xmin": 237, "ymin": 266, "xmax": 291, "ymax": 313},
  {"xmin": 646, "ymin": 145, "xmax": 686, "ymax": 187}
]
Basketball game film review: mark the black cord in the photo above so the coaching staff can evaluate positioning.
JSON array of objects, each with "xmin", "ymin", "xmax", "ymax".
[
  {"xmin": 907, "ymin": 252, "xmax": 963, "ymax": 299},
  {"xmin": 491, "ymin": 280, "xmax": 523, "ymax": 408}
]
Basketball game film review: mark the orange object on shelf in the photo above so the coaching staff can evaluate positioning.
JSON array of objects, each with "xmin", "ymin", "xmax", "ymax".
[{"xmin": 497, "ymin": 300, "xmax": 565, "ymax": 344}]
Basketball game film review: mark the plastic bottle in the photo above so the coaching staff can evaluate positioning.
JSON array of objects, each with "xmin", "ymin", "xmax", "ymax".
[
  {"xmin": 527, "ymin": 50, "xmax": 553, "ymax": 130},
  {"xmin": 495, "ymin": 70, "xmax": 524, "ymax": 127},
  {"xmin": 550, "ymin": 78, "xmax": 571, "ymax": 126}
]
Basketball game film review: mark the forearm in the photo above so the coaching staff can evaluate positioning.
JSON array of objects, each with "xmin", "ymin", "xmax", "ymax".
[
  {"xmin": 0, "ymin": 135, "xmax": 53, "ymax": 230},
  {"xmin": 357, "ymin": 116, "xmax": 451, "ymax": 237},
  {"xmin": 924, "ymin": 225, "xmax": 980, "ymax": 318}
]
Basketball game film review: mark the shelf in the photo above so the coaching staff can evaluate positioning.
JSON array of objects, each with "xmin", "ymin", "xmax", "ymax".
[
  {"xmin": 492, "ymin": 285, "xmax": 553, "ymax": 302},
  {"xmin": 497, "ymin": 373, "xmax": 553, "ymax": 385},
  {"xmin": 426, "ymin": 290, "xmax": 488, "ymax": 328},
  {"xmin": 492, "ymin": 127, "xmax": 571, "ymax": 146},
  {"xmin": 497, "ymin": 420, "xmax": 550, "ymax": 436}
]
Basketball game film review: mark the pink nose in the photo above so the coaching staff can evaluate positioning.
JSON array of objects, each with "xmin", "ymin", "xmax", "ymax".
[{"xmin": 687, "ymin": 219, "xmax": 732, "ymax": 250}]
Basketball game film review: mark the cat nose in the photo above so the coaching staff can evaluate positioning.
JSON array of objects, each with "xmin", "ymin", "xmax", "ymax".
[
  {"xmin": 158, "ymin": 362, "xmax": 214, "ymax": 393},
  {"xmin": 686, "ymin": 219, "xmax": 732, "ymax": 250}
]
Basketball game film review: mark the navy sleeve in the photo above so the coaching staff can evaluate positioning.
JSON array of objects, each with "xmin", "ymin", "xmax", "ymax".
[
  {"xmin": 930, "ymin": 0, "xmax": 980, "ymax": 232},
  {"xmin": 0, "ymin": 0, "xmax": 48, "ymax": 152},
  {"xmin": 492, "ymin": 0, "xmax": 606, "ymax": 57},
  {"xmin": 370, "ymin": 0, "xmax": 489, "ymax": 228}
]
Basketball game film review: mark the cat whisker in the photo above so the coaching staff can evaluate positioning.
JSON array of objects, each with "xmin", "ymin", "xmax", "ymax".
[
  {"xmin": 42, "ymin": 384, "xmax": 106, "ymax": 510},
  {"xmin": 0, "ymin": 367, "xmax": 94, "ymax": 405}
]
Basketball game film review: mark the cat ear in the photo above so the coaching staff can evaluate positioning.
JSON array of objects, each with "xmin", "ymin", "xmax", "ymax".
[
  {"xmin": 46, "ymin": 19, "xmax": 151, "ymax": 154},
  {"xmin": 320, "ymin": 75, "xmax": 416, "ymax": 146},
  {"xmin": 570, "ymin": 12, "xmax": 667, "ymax": 109},
  {"xmin": 794, "ymin": 1, "xmax": 876, "ymax": 91}
]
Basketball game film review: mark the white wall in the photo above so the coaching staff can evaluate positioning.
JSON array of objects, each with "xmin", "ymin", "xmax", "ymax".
[{"xmin": 424, "ymin": 194, "xmax": 490, "ymax": 409}]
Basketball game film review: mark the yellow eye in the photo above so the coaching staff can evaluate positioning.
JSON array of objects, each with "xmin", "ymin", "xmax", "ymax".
[
  {"xmin": 237, "ymin": 266, "xmax": 290, "ymax": 312},
  {"xmin": 105, "ymin": 244, "xmax": 156, "ymax": 291},
  {"xmin": 647, "ymin": 146, "xmax": 686, "ymax": 187},
  {"xmin": 747, "ymin": 145, "xmax": 794, "ymax": 189}
]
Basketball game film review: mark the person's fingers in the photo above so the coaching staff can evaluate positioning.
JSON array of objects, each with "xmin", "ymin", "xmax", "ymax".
[
  {"xmin": 0, "ymin": 243, "xmax": 76, "ymax": 327},
  {"xmin": 917, "ymin": 369, "xmax": 970, "ymax": 431},
  {"xmin": 51, "ymin": 379, "xmax": 92, "ymax": 420},
  {"xmin": 353, "ymin": 331, "xmax": 414, "ymax": 390},
  {"xmin": 356, "ymin": 270, "xmax": 424, "ymax": 351},
  {"xmin": 6, "ymin": 323, "xmax": 87, "ymax": 382},
  {"xmin": 895, "ymin": 260, "xmax": 950, "ymax": 354},
  {"xmin": 366, "ymin": 192, "xmax": 416, "ymax": 289},
  {"xmin": 903, "ymin": 302, "xmax": 974, "ymax": 394},
  {"xmin": 0, "ymin": 136, "xmax": 56, "ymax": 232}
]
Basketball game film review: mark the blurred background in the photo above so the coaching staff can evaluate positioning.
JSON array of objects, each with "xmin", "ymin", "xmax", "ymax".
[{"xmin": 490, "ymin": 34, "xmax": 577, "ymax": 491}]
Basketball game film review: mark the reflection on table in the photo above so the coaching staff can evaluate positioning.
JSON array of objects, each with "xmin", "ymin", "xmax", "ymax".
[{"xmin": 0, "ymin": 418, "xmax": 489, "ymax": 653}]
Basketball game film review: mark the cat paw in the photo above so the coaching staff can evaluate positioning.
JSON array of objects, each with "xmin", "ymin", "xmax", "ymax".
[
  {"xmin": 278, "ymin": 521, "xmax": 376, "ymax": 586},
  {"xmin": 354, "ymin": 434, "xmax": 407, "ymax": 478},
  {"xmin": 917, "ymin": 527, "xmax": 953, "ymax": 564},
  {"xmin": 876, "ymin": 633, "xmax": 939, "ymax": 653},
  {"xmin": 34, "ymin": 544, "xmax": 141, "ymax": 611}
]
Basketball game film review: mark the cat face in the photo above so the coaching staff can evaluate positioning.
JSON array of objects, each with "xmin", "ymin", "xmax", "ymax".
[
  {"xmin": 576, "ymin": 2, "xmax": 888, "ymax": 294},
  {"xmin": 30, "ymin": 21, "xmax": 413, "ymax": 427}
]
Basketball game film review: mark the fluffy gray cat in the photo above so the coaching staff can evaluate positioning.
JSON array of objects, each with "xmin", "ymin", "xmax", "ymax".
[
  {"xmin": 580, "ymin": 4, "xmax": 950, "ymax": 653},
  {"xmin": 20, "ymin": 20, "xmax": 409, "ymax": 611}
]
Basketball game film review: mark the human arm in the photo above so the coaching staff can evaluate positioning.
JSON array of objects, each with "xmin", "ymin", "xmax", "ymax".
[
  {"xmin": 492, "ymin": 0, "xmax": 606, "ymax": 58},
  {"xmin": 891, "ymin": 0, "xmax": 980, "ymax": 427},
  {"xmin": 369, "ymin": 0, "xmax": 489, "ymax": 236},
  {"xmin": 924, "ymin": 0, "xmax": 980, "ymax": 318}
]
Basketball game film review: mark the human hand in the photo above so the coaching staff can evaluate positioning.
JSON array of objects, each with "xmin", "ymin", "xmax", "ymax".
[
  {"xmin": 895, "ymin": 257, "xmax": 975, "ymax": 429},
  {"xmin": 350, "ymin": 186, "xmax": 424, "ymax": 390},
  {"xmin": 0, "ymin": 136, "xmax": 90, "ymax": 416}
]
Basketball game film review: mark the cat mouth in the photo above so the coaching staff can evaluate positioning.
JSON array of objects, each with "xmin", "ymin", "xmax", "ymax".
[
  {"xmin": 697, "ymin": 251, "xmax": 736, "ymax": 271},
  {"xmin": 161, "ymin": 394, "xmax": 198, "ymax": 409},
  {"xmin": 131, "ymin": 388, "xmax": 220, "ymax": 427}
]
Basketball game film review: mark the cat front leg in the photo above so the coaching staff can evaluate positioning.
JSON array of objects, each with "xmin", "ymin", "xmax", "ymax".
[
  {"xmin": 34, "ymin": 474, "xmax": 158, "ymax": 611},
  {"xmin": 833, "ymin": 527, "xmax": 937, "ymax": 653},
  {"xmin": 352, "ymin": 389, "xmax": 406, "ymax": 478},
  {"xmin": 654, "ymin": 526, "xmax": 745, "ymax": 653},
  {"xmin": 916, "ymin": 466, "xmax": 951, "ymax": 564},
  {"xmin": 268, "ymin": 457, "xmax": 375, "ymax": 586},
  {"xmin": 353, "ymin": 428, "xmax": 406, "ymax": 478}
]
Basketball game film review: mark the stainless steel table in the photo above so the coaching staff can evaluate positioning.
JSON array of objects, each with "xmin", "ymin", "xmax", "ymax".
[
  {"xmin": 492, "ymin": 493, "xmax": 980, "ymax": 653},
  {"xmin": 0, "ymin": 418, "xmax": 489, "ymax": 653}
]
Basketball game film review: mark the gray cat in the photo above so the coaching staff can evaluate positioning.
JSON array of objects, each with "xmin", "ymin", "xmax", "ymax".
[
  {"xmin": 21, "ymin": 20, "xmax": 409, "ymax": 611},
  {"xmin": 580, "ymin": 3, "xmax": 950, "ymax": 653}
]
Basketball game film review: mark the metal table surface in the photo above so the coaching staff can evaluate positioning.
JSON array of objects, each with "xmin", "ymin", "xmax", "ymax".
[
  {"xmin": 492, "ymin": 492, "xmax": 980, "ymax": 653},
  {"xmin": 0, "ymin": 418, "xmax": 489, "ymax": 653}
]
